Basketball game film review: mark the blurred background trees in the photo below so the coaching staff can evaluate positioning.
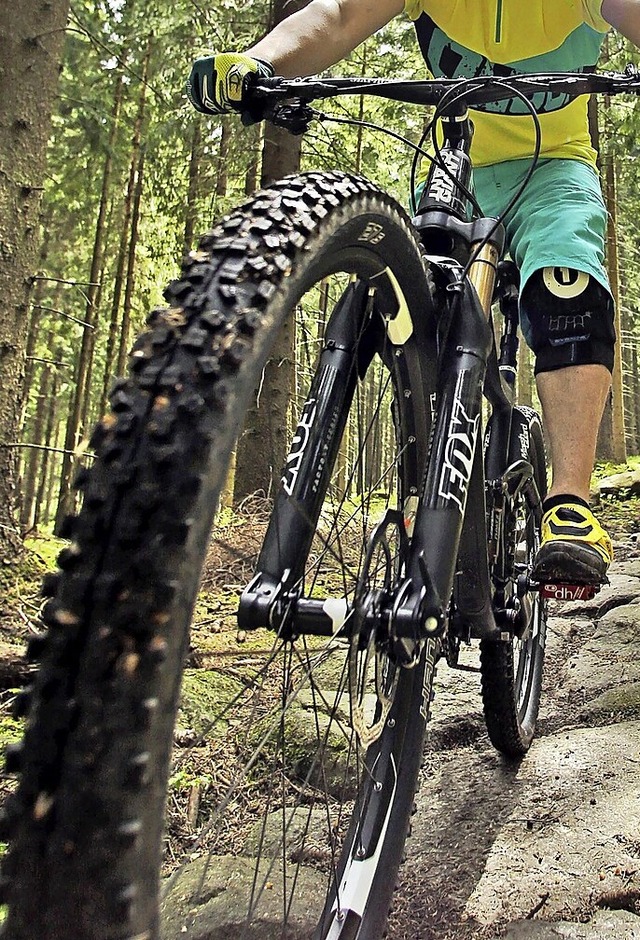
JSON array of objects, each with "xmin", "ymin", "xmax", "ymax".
[{"xmin": 1, "ymin": 1, "xmax": 639, "ymax": 554}]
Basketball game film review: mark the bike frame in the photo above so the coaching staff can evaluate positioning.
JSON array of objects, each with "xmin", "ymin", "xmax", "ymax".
[{"xmin": 239, "ymin": 96, "xmax": 543, "ymax": 662}]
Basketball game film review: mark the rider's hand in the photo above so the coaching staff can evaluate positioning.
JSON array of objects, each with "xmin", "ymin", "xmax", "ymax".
[{"xmin": 186, "ymin": 53, "xmax": 274, "ymax": 116}]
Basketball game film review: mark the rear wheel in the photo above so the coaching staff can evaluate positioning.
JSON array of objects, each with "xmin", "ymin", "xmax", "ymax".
[
  {"xmin": 3, "ymin": 171, "xmax": 438, "ymax": 940},
  {"xmin": 481, "ymin": 406, "xmax": 548, "ymax": 758}
]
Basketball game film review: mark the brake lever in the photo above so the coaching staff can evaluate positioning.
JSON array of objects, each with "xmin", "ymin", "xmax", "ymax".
[
  {"xmin": 243, "ymin": 75, "xmax": 316, "ymax": 133},
  {"xmin": 268, "ymin": 99, "xmax": 315, "ymax": 135}
]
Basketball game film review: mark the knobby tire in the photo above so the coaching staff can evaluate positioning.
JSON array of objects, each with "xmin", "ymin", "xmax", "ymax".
[
  {"xmin": 481, "ymin": 406, "xmax": 548, "ymax": 757},
  {"xmin": 2, "ymin": 171, "xmax": 440, "ymax": 940}
]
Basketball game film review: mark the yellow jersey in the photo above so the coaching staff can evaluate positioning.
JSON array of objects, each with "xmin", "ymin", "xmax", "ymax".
[{"xmin": 404, "ymin": 1, "xmax": 610, "ymax": 167}]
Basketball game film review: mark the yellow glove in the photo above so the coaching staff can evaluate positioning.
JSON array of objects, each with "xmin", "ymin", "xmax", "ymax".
[{"xmin": 186, "ymin": 52, "xmax": 274, "ymax": 115}]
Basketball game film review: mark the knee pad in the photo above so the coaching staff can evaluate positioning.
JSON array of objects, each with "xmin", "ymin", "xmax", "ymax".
[{"xmin": 520, "ymin": 267, "xmax": 615, "ymax": 375}]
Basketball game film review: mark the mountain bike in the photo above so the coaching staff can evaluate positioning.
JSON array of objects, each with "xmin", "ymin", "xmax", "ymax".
[{"xmin": 3, "ymin": 69, "xmax": 639, "ymax": 940}]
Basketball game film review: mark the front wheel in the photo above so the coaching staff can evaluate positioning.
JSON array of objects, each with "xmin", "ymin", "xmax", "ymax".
[
  {"xmin": 2, "ymin": 171, "xmax": 438, "ymax": 940},
  {"xmin": 481, "ymin": 406, "xmax": 548, "ymax": 758}
]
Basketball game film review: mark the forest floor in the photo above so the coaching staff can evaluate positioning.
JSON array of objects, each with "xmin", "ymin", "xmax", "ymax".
[
  {"xmin": 159, "ymin": 493, "xmax": 640, "ymax": 940},
  {"xmin": 1, "ymin": 493, "xmax": 640, "ymax": 938}
]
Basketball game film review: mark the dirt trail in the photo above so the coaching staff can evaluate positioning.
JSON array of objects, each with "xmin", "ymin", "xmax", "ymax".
[
  {"xmin": 162, "ymin": 534, "xmax": 640, "ymax": 940},
  {"xmin": 386, "ymin": 542, "xmax": 640, "ymax": 939}
]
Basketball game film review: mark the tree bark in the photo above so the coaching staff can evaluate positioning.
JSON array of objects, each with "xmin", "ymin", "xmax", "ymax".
[
  {"xmin": 35, "ymin": 355, "xmax": 60, "ymax": 528},
  {"xmin": 216, "ymin": 116, "xmax": 231, "ymax": 199},
  {"xmin": 244, "ymin": 123, "xmax": 262, "ymax": 196},
  {"xmin": 115, "ymin": 144, "xmax": 146, "ymax": 377},
  {"xmin": 0, "ymin": 0, "xmax": 71, "ymax": 557},
  {"xmin": 80, "ymin": 70, "xmax": 126, "ymax": 429},
  {"xmin": 56, "ymin": 39, "xmax": 152, "ymax": 531},
  {"xmin": 233, "ymin": 0, "xmax": 304, "ymax": 502},
  {"xmin": 20, "ymin": 329, "xmax": 54, "ymax": 530},
  {"xmin": 100, "ymin": 39, "xmax": 152, "ymax": 413},
  {"xmin": 183, "ymin": 120, "xmax": 202, "ymax": 253},
  {"xmin": 597, "ymin": 94, "xmax": 626, "ymax": 464}
]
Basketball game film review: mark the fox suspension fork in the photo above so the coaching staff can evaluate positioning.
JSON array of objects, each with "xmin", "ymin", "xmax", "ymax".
[
  {"xmin": 383, "ymin": 105, "xmax": 509, "ymax": 662},
  {"xmin": 238, "ymin": 280, "xmax": 376, "ymax": 635}
]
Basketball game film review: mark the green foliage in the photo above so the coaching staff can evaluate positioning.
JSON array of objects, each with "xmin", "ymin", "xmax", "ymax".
[
  {"xmin": 592, "ymin": 454, "xmax": 640, "ymax": 482},
  {"xmin": 20, "ymin": 3, "xmax": 640, "ymax": 527}
]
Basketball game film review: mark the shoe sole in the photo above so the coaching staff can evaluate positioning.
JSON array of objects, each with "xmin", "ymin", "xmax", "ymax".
[{"xmin": 531, "ymin": 540, "xmax": 609, "ymax": 585}]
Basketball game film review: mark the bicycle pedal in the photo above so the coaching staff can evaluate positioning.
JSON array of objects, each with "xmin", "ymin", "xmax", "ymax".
[{"xmin": 538, "ymin": 582, "xmax": 601, "ymax": 602}]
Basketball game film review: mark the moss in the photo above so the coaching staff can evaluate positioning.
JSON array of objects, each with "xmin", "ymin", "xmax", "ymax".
[
  {"xmin": 245, "ymin": 691, "xmax": 353, "ymax": 798},
  {"xmin": 0, "ymin": 541, "xmax": 51, "ymax": 598},
  {"xmin": 0, "ymin": 534, "xmax": 65, "ymax": 644},
  {"xmin": 0, "ymin": 714, "xmax": 23, "ymax": 748},
  {"xmin": 23, "ymin": 534, "xmax": 65, "ymax": 572},
  {"xmin": 178, "ymin": 668, "xmax": 244, "ymax": 735},
  {"xmin": 592, "ymin": 455, "xmax": 640, "ymax": 484}
]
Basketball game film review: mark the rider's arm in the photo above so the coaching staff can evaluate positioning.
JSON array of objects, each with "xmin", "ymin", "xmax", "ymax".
[
  {"xmin": 247, "ymin": 0, "xmax": 406, "ymax": 77},
  {"xmin": 601, "ymin": 0, "xmax": 640, "ymax": 46}
]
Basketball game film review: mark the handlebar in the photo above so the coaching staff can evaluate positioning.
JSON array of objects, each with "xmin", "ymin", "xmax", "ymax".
[{"xmin": 245, "ymin": 68, "xmax": 640, "ymax": 132}]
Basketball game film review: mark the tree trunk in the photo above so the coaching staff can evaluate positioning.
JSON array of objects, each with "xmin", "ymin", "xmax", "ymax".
[
  {"xmin": 244, "ymin": 123, "xmax": 262, "ymax": 196},
  {"xmin": 604, "ymin": 151, "xmax": 626, "ymax": 463},
  {"xmin": 631, "ymin": 345, "xmax": 640, "ymax": 455},
  {"xmin": 115, "ymin": 145, "xmax": 146, "ymax": 376},
  {"xmin": 597, "ymin": 94, "xmax": 626, "ymax": 464},
  {"xmin": 100, "ymin": 39, "xmax": 152, "ymax": 413},
  {"xmin": 0, "ymin": 0, "xmax": 71, "ymax": 557},
  {"xmin": 20, "ymin": 330, "xmax": 54, "ymax": 530},
  {"xmin": 57, "ymin": 40, "xmax": 152, "ymax": 531},
  {"xmin": 80, "ymin": 70, "xmax": 126, "ymax": 429},
  {"xmin": 216, "ymin": 116, "xmax": 231, "ymax": 199},
  {"xmin": 183, "ymin": 121, "xmax": 202, "ymax": 253},
  {"xmin": 233, "ymin": 0, "xmax": 304, "ymax": 502},
  {"xmin": 34, "ymin": 356, "xmax": 60, "ymax": 528},
  {"xmin": 22, "ymin": 271, "xmax": 47, "ymax": 413}
]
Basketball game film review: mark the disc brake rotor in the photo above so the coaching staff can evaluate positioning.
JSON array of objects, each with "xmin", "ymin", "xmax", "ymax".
[{"xmin": 350, "ymin": 509, "xmax": 408, "ymax": 747}]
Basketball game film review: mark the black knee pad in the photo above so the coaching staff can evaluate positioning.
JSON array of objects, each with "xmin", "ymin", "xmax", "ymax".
[{"xmin": 520, "ymin": 267, "xmax": 615, "ymax": 375}]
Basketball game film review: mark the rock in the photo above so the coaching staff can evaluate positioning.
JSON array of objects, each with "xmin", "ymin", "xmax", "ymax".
[
  {"xmin": 161, "ymin": 853, "xmax": 326, "ymax": 938},
  {"xmin": 579, "ymin": 680, "xmax": 640, "ymax": 722},
  {"xmin": 178, "ymin": 669, "xmax": 244, "ymax": 734},
  {"xmin": 550, "ymin": 572, "xmax": 640, "ymax": 619},
  {"xmin": 595, "ymin": 468, "xmax": 640, "ymax": 499},
  {"xmin": 163, "ymin": 554, "xmax": 640, "ymax": 940},
  {"xmin": 503, "ymin": 909, "xmax": 640, "ymax": 938},
  {"xmin": 463, "ymin": 721, "xmax": 640, "ymax": 928},
  {"xmin": 561, "ymin": 602, "xmax": 640, "ymax": 696}
]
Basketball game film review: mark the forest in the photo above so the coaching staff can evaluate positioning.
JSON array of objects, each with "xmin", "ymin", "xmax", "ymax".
[
  {"xmin": 3, "ymin": 4, "xmax": 640, "ymax": 939},
  {"xmin": 1, "ymin": 0, "xmax": 639, "ymax": 558}
]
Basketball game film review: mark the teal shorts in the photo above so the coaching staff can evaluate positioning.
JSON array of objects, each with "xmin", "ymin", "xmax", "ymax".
[
  {"xmin": 473, "ymin": 158, "xmax": 611, "ymax": 343},
  {"xmin": 414, "ymin": 158, "xmax": 611, "ymax": 347}
]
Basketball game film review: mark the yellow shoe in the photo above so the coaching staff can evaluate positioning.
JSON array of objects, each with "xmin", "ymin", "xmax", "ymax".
[{"xmin": 531, "ymin": 501, "xmax": 613, "ymax": 585}]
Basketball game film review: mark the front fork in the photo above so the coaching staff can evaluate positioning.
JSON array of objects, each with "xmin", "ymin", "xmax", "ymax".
[
  {"xmin": 238, "ymin": 281, "xmax": 375, "ymax": 634},
  {"xmin": 390, "ymin": 246, "xmax": 503, "ymax": 663}
]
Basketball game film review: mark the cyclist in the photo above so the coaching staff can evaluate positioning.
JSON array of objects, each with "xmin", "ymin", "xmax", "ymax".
[{"xmin": 186, "ymin": 0, "xmax": 640, "ymax": 588}]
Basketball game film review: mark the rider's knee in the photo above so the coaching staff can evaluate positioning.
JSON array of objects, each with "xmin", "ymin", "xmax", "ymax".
[{"xmin": 521, "ymin": 267, "xmax": 615, "ymax": 375}]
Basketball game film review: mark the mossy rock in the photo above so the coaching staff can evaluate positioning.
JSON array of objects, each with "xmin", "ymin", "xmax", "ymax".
[
  {"xmin": 246, "ymin": 696, "xmax": 355, "ymax": 798},
  {"xmin": 582, "ymin": 681, "xmax": 640, "ymax": 721},
  {"xmin": 178, "ymin": 668, "xmax": 244, "ymax": 735}
]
